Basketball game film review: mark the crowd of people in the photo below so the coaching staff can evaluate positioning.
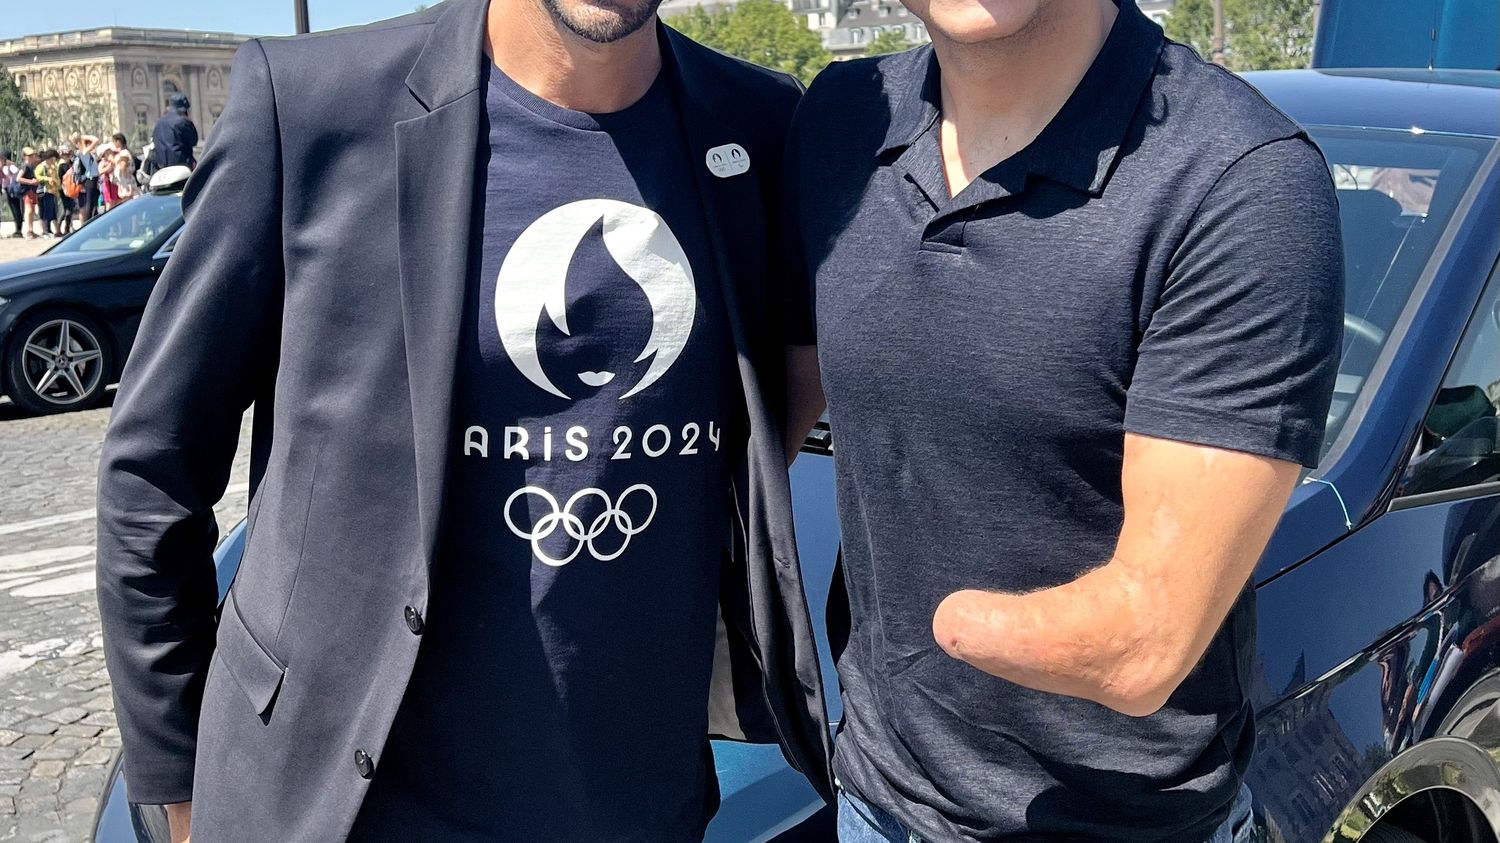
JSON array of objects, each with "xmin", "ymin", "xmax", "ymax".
[
  {"xmin": 0, "ymin": 134, "xmax": 142, "ymax": 240},
  {"xmin": 0, "ymin": 93, "xmax": 200, "ymax": 240}
]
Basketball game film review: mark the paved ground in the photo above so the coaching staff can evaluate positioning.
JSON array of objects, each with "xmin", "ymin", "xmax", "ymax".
[
  {"xmin": 0, "ymin": 222, "xmax": 53, "ymax": 264},
  {"xmin": 0, "ymin": 230, "xmax": 257, "ymax": 841}
]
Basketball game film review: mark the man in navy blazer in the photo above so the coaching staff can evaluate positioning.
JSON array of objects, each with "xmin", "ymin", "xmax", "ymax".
[{"xmin": 95, "ymin": 0, "xmax": 833, "ymax": 839}]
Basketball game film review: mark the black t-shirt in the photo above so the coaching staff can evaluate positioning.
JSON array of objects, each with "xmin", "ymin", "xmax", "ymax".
[
  {"xmin": 783, "ymin": 3, "xmax": 1343, "ymax": 841},
  {"xmin": 351, "ymin": 62, "xmax": 738, "ymax": 842}
]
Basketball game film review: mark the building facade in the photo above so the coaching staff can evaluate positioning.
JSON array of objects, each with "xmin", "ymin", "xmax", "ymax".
[
  {"xmin": 0, "ymin": 28, "xmax": 247, "ymax": 149},
  {"xmin": 824, "ymin": 0, "xmax": 928, "ymax": 56}
]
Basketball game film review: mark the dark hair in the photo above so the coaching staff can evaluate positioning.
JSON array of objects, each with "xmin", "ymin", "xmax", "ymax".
[
  {"xmin": 0, "ymin": 149, "xmax": 10, "ymax": 160},
  {"xmin": 42, "ymin": 149, "xmax": 58, "ymax": 160},
  {"xmin": 112, "ymin": 133, "xmax": 128, "ymax": 146}
]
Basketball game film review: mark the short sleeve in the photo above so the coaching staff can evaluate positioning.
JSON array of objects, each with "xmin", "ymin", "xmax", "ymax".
[
  {"xmin": 1124, "ymin": 137, "xmax": 1345, "ymax": 468},
  {"xmin": 776, "ymin": 119, "xmax": 817, "ymax": 346}
]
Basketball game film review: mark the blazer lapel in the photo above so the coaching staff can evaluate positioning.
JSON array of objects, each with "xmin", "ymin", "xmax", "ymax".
[
  {"xmin": 662, "ymin": 27, "xmax": 770, "ymax": 384},
  {"xmin": 395, "ymin": 0, "xmax": 489, "ymax": 571}
]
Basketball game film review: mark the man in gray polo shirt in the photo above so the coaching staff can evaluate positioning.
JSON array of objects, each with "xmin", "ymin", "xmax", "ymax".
[{"xmin": 782, "ymin": 0, "xmax": 1343, "ymax": 840}]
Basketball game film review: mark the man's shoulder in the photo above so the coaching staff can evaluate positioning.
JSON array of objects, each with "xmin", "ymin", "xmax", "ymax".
[
  {"xmin": 808, "ymin": 48, "xmax": 923, "ymax": 97},
  {"xmin": 796, "ymin": 48, "xmax": 926, "ymax": 143},
  {"xmin": 1149, "ymin": 40, "xmax": 1308, "ymax": 167},
  {"xmin": 664, "ymin": 28, "xmax": 803, "ymax": 123},
  {"xmin": 251, "ymin": 6, "xmax": 439, "ymax": 77}
]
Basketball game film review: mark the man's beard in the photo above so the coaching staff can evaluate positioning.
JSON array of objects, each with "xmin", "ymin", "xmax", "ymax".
[{"xmin": 541, "ymin": 0, "xmax": 664, "ymax": 43}]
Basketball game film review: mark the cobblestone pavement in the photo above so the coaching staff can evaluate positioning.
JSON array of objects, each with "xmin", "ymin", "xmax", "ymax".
[{"xmin": 0, "ymin": 299, "xmax": 255, "ymax": 839}]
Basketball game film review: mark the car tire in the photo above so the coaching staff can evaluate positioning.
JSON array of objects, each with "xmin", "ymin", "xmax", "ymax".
[
  {"xmin": 3, "ymin": 308, "xmax": 114, "ymax": 416},
  {"xmin": 1361, "ymin": 825, "xmax": 1429, "ymax": 843}
]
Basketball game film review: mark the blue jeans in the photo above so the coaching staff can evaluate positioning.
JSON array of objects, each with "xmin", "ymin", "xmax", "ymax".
[{"xmin": 837, "ymin": 784, "xmax": 1254, "ymax": 843}]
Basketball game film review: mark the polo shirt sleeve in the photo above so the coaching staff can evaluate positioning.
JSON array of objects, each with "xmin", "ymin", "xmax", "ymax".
[{"xmin": 1123, "ymin": 136, "xmax": 1345, "ymax": 468}]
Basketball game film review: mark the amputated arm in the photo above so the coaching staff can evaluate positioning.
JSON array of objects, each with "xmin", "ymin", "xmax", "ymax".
[{"xmin": 932, "ymin": 433, "xmax": 1299, "ymax": 716}]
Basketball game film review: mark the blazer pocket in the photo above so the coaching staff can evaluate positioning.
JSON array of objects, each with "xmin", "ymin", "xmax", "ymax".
[{"xmin": 215, "ymin": 591, "xmax": 288, "ymax": 718}]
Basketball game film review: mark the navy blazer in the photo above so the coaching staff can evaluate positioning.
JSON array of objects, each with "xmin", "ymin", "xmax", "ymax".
[{"xmin": 95, "ymin": 0, "xmax": 834, "ymax": 837}]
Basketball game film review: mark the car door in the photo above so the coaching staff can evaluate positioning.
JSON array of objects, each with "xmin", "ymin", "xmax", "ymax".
[
  {"xmin": 1245, "ymin": 268, "xmax": 1500, "ymax": 841},
  {"xmin": 104, "ymin": 221, "xmax": 184, "ymax": 366},
  {"xmin": 149, "ymin": 226, "xmax": 183, "ymax": 278}
]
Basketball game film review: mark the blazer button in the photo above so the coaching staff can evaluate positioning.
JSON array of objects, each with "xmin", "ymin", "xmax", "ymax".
[
  {"xmin": 354, "ymin": 749, "xmax": 375, "ymax": 779},
  {"xmin": 404, "ymin": 606, "xmax": 425, "ymax": 635}
]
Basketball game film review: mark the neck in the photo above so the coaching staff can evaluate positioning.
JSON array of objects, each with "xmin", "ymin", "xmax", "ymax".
[
  {"xmin": 486, "ymin": 0, "xmax": 662, "ymax": 113},
  {"xmin": 935, "ymin": 0, "xmax": 1116, "ymax": 122},
  {"xmin": 930, "ymin": 0, "xmax": 1117, "ymax": 195}
]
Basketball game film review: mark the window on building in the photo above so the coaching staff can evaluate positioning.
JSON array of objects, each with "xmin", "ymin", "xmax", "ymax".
[
  {"xmin": 15, "ymin": 75, "xmax": 25, "ymax": 94},
  {"xmin": 136, "ymin": 106, "xmax": 149, "ymax": 133}
]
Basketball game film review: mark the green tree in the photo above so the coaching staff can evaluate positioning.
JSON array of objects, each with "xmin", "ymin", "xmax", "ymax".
[
  {"xmin": 668, "ymin": 0, "xmax": 832, "ymax": 85},
  {"xmin": 0, "ymin": 66, "xmax": 47, "ymax": 154},
  {"xmin": 1163, "ymin": 0, "xmax": 1314, "ymax": 71},
  {"xmin": 864, "ymin": 28, "xmax": 912, "ymax": 57}
]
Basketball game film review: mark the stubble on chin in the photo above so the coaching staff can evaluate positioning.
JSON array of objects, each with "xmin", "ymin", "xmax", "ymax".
[{"xmin": 540, "ymin": 0, "xmax": 665, "ymax": 43}]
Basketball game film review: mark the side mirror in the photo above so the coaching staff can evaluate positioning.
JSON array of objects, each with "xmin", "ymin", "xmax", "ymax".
[{"xmin": 1403, "ymin": 415, "xmax": 1500, "ymax": 496}]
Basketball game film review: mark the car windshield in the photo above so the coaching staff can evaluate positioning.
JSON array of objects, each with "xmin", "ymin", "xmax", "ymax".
[
  {"xmin": 1312, "ymin": 125, "xmax": 1493, "ymax": 463},
  {"xmin": 46, "ymin": 193, "xmax": 182, "ymax": 255}
]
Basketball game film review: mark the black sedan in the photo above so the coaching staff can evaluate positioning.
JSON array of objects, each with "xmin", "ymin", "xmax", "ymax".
[{"xmin": 0, "ymin": 178, "xmax": 185, "ymax": 415}]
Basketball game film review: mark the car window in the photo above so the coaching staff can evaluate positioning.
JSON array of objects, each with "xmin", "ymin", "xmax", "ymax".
[
  {"xmin": 46, "ymin": 193, "xmax": 183, "ymax": 255},
  {"xmin": 1308, "ymin": 126, "xmax": 1491, "ymax": 465},
  {"xmin": 1398, "ymin": 271, "xmax": 1500, "ymax": 498},
  {"xmin": 154, "ymin": 228, "xmax": 184, "ymax": 258}
]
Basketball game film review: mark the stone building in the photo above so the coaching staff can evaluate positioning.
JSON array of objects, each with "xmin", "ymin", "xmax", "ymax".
[
  {"xmin": 823, "ymin": 0, "xmax": 928, "ymax": 57},
  {"xmin": 0, "ymin": 28, "xmax": 248, "ymax": 150}
]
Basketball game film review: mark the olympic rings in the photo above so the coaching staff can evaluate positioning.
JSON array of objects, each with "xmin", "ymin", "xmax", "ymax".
[{"xmin": 503, "ymin": 484, "xmax": 659, "ymax": 566}]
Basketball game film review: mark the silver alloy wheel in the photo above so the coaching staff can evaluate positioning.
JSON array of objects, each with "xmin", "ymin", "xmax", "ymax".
[{"xmin": 19, "ymin": 318, "xmax": 105, "ymax": 406}]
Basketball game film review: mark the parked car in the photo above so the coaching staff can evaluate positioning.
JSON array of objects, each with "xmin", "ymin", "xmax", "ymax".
[
  {"xmin": 0, "ymin": 169, "xmax": 188, "ymax": 415},
  {"xmin": 92, "ymin": 70, "xmax": 1498, "ymax": 842}
]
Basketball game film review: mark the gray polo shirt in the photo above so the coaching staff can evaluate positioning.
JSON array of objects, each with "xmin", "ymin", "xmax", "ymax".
[{"xmin": 782, "ymin": 3, "xmax": 1344, "ymax": 840}]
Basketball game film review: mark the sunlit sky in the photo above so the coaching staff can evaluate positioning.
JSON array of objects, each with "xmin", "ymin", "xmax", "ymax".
[{"xmin": 0, "ymin": 0, "xmax": 433, "ymax": 41}]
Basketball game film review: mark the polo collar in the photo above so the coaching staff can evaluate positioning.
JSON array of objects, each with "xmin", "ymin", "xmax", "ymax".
[
  {"xmin": 877, "ymin": 46, "xmax": 942, "ymax": 158},
  {"xmin": 878, "ymin": 0, "xmax": 1165, "ymax": 197}
]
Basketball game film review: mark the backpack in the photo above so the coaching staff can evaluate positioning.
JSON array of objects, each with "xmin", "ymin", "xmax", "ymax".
[{"xmin": 62, "ymin": 167, "xmax": 81, "ymax": 199}]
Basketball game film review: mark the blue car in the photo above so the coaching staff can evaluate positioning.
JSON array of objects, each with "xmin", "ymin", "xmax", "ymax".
[{"xmin": 94, "ymin": 68, "xmax": 1498, "ymax": 843}]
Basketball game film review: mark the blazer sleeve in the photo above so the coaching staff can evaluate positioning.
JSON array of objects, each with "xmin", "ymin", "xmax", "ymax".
[{"xmin": 95, "ymin": 38, "xmax": 284, "ymax": 805}]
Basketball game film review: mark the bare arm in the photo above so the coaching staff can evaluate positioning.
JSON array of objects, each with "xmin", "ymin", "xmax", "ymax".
[
  {"xmin": 931, "ymin": 433, "xmax": 1299, "ymax": 716},
  {"xmin": 166, "ymin": 802, "xmax": 191, "ymax": 842},
  {"xmin": 785, "ymin": 344, "xmax": 825, "ymax": 465}
]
